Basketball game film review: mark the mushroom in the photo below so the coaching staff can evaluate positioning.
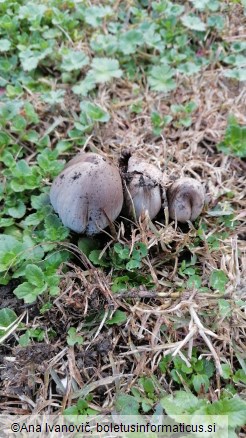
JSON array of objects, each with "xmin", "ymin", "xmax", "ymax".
[
  {"xmin": 124, "ymin": 155, "xmax": 164, "ymax": 220},
  {"xmin": 167, "ymin": 177, "xmax": 205, "ymax": 222},
  {"xmin": 50, "ymin": 152, "xmax": 123, "ymax": 234}
]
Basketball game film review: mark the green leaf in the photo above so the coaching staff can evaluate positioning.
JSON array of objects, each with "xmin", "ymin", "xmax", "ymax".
[
  {"xmin": 8, "ymin": 200, "xmax": 26, "ymax": 219},
  {"xmin": 218, "ymin": 299, "xmax": 231, "ymax": 317},
  {"xmin": 207, "ymin": 14, "xmax": 225, "ymax": 30},
  {"xmin": 24, "ymin": 102, "xmax": 39, "ymax": 124},
  {"xmin": 192, "ymin": 374, "xmax": 210, "ymax": 393},
  {"xmin": 126, "ymin": 259, "xmax": 142, "ymax": 271},
  {"xmin": 55, "ymin": 140, "xmax": 73, "ymax": 153},
  {"xmin": 184, "ymin": 101, "xmax": 198, "ymax": 113},
  {"xmin": 49, "ymin": 285, "xmax": 60, "ymax": 296},
  {"xmin": 203, "ymin": 360, "xmax": 215, "ymax": 378},
  {"xmin": 0, "ymin": 308, "xmax": 18, "ymax": 337},
  {"xmin": 181, "ymin": 14, "xmax": 207, "ymax": 31},
  {"xmin": 90, "ymin": 33, "xmax": 118, "ymax": 55},
  {"xmin": 0, "ymin": 218, "xmax": 15, "ymax": 228},
  {"xmin": 19, "ymin": 331, "xmax": 30, "ymax": 347},
  {"xmin": 130, "ymin": 101, "xmax": 143, "ymax": 114},
  {"xmin": 25, "ymin": 264, "xmax": 45, "ymax": 288},
  {"xmin": 80, "ymin": 101, "xmax": 110, "ymax": 122},
  {"xmin": 115, "ymin": 394, "xmax": 140, "ymax": 415},
  {"xmin": 111, "ymin": 276, "xmax": 129, "ymax": 293},
  {"xmin": 118, "ymin": 29, "xmax": 143, "ymax": 55},
  {"xmin": 31, "ymin": 193, "xmax": 50, "ymax": 210},
  {"xmin": 233, "ymin": 369, "xmax": 246, "ymax": 384},
  {"xmin": 151, "ymin": 112, "xmax": 172, "ymax": 134},
  {"xmin": 44, "ymin": 214, "xmax": 69, "ymax": 241},
  {"xmin": 180, "ymin": 362, "xmax": 193, "ymax": 374},
  {"xmin": 231, "ymin": 41, "xmax": 246, "ymax": 52},
  {"xmin": 217, "ymin": 116, "xmax": 246, "ymax": 158},
  {"xmin": 148, "ymin": 66, "xmax": 176, "ymax": 93},
  {"xmin": 14, "ymin": 282, "xmax": 46, "ymax": 303},
  {"xmin": 67, "ymin": 327, "xmax": 84, "ymax": 346},
  {"xmin": 23, "ymin": 212, "xmax": 43, "ymax": 226},
  {"xmin": 221, "ymin": 364, "xmax": 232, "ymax": 380},
  {"xmin": 72, "ymin": 73, "xmax": 96, "ymax": 96},
  {"xmin": 106, "ymin": 310, "xmax": 127, "ymax": 325},
  {"xmin": 18, "ymin": 3, "xmax": 47, "ymax": 21},
  {"xmin": 63, "ymin": 405, "xmax": 79, "ymax": 416},
  {"xmin": 28, "ymin": 328, "xmax": 45, "ymax": 341},
  {"xmin": 0, "ymin": 39, "xmax": 11, "ymax": 52},
  {"xmin": 161, "ymin": 391, "xmax": 206, "ymax": 416},
  {"xmin": 77, "ymin": 399, "xmax": 89, "ymax": 412},
  {"xmin": 114, "ymin": 243, "xmax": 130, "ymax": 260},
  {"xmin": 0, "ymin": 133, "xmax": 11, "ymax": 148},
  {"xmin": 139, "ymin": 377, "xmax": 155, "ymax": 395},
  {"xmin": 190, "ymin": 0, "xmax": 211, "ymax": 10},
  {"xmin": 196, "ymin": 397, "xmax": 246, "ymax": 428},
  {"xmin": 89, "ymin": 250, "xmax": 109, "ymax": 267},
  {"xmin": 171, "ymin": 104, "xmax": 184, "ymax": 114},
  {"xmin": 78, "ymin": 237, "xmax": 100, "ymax": 257},
  {"xmin": 19, "ymin": 47, "xmax": 53, "ymax": 72},
  {"xmin": 6, "ymin": 84, "xmax": 24, "ymax": 98},
  {"xmin": 84, "ymin": 6, "xmax": 113, "ymax": 27},
  {"xmin": 133, "ymin": 242, "xmax": 148, "ymax": 259},
  {"xmin": 177, "ymin": 62, "xmax": 201, "ymax": 75},
  {"xmin": 207, "ymin": 0, "xmax": 220, "ymax": 11},
  {"xmin": 0, "ymin": 235, "xmax": 23, "ymax": 272},
  {"xmin": 187, "ymin": 275, "xmax": 202, "ymax": 289},
  {"xmin": 209, "ymin": 269, "xmax": 229, "ymax": 292},
  {"xmin": 223, "ymin": 54, "xmax": 246, "ymax": 67},
  {"xmin": 37, "ymin": 149, "xmax": 64, "ymax": 176},
  {"xmin": 41, "ymin": 90, "xmax": 65, "ymax": 105},
  {"xmin": 23, "ymin": 130, "xmax": 39, "ymax": 144},
  {"xmin": 224, "ymin": 68, "xmax": 246, "ymax": 81},
  {"xmin": 61, "ymin": 51, "xmax": 89, "ymax": 72},
  {"xmin": 11, "ymin": 115, "xmax": 27, "ymax": 132},
  {"xmin": 90, "ymin": 58, "xmax": 122, "ymax": 83},
  {"xmin": 141, "ymin": 400, "xmax": 153, "ymax": 413},
  {"xmin": 184, "ymin": 267, "xmax": 196, "ymax": 275},
  {"xmin": 22, "ymin": 235, "xmax": 45, "ymax": 262}
]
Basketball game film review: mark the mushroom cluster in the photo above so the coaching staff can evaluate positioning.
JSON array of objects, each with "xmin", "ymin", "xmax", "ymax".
[{"xmin": 49, "ymin": 152, "xmax": 205, "ymax": 234}]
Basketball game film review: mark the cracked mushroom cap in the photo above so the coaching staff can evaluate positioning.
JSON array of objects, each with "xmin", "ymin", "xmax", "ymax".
[
  {"xmin": 167, "ymin": 177, "xmax": 205, "ymax": 222},
  {"xmin": 125, "ymin": 156, "xmax": 163, "ymax": 220},
  {"xmin": 50, "ymin": 153, "xmax": 123, "ymax": 234}
]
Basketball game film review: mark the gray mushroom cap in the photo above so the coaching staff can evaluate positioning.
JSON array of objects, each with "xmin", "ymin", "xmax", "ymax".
[
  {"xmin": 50, "ymin": 153, "xmax": 123, "ymax": 234},
  {"xmin": 125, "ymin": 156, "xmax": 163, "ymax": 220},
  {"xmin": 167, "ymin": 177, "xmax": 205, "ymax": 222}
]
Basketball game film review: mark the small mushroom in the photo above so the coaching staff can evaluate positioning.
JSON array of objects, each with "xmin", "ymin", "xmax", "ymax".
[
  {"xmin": 167, "ymin": 177, "xmax": 205, "ymax": 222},
  {"xmin": 50, "ymin": 152, "xmax": 123, "ymax": 234},
  {"xmin": 124, "ymin": 156, "xmax": 164, "ymax": 220}
]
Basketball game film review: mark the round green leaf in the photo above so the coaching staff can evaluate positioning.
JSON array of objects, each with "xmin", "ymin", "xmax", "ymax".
[
  {"xmin": 0, "ymin": 308, "xmax": 18, "ymax": 337},
  {"xmin": 209, "ymin": 270, "xmax": 229, "ymax": 293},
  {"xmin": 0, "ymin": 39, "xmax": 11, "ymax": 52},
  {"xmin": 8, "ymin": 200, "xmax": 26, "ymax": 219}
]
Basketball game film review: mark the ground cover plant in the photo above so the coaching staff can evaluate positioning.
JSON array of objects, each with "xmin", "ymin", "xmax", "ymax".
[{"xmin": 0, "ymin": 0, "xmax": 246, "ymax": 436}]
